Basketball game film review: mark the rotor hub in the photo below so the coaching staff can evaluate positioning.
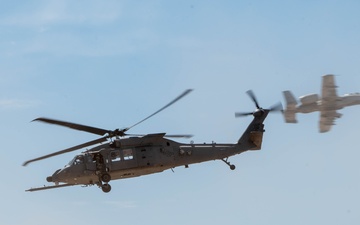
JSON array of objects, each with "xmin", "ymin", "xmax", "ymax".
[
  {"xmin": 253, "ymin": 109, "xmax": 264, "ymax": 117},
  {"xmin": 108, "ymin": 128, "xmax": 126, "ymax": 138}
]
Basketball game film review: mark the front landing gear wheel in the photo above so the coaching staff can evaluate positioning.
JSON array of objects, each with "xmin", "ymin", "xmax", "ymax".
[
  {"xmin": 230, "ymin": 165, "xmax": 236, "ymax": 170},
  {"xmin": 101, "ymin": 173, "xmax": 111, "ymax": 183},
  {"xmin": 101, "ymin": 183, "xmax": 111, "ymax": 193}
]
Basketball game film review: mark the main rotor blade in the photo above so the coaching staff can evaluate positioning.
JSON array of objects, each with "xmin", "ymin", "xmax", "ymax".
[
  {"xmin": 246, "ymin": 90, "xmax": 260, "ymax": 109},
  {"xmin": 126, "ymin": 89, "xmax": 193, "ymax": 131},
  {"xmin": 125, "ymin": 134, "xmax": 193, "ymax": 138},
  {"xmin": 164, "ymin": 134, "xmax": 193, "ymax": 138},
  {"xmin": 23, "ymin": 136, "xmax": 108, "ymax": 166},
  {"xmin": 33, "ymin": 117, "xmax": 110, "ymax": 136}
]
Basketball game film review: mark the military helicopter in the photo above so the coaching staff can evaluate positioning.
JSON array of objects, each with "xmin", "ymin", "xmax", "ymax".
[{"xmin": 24, "ymin": 89, "xmax": 282, "ymax": 193}]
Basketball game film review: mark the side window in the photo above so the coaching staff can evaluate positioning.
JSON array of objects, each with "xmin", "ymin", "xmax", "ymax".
[
  {"xmin": 85, "ymin": 154, "xmax": 94, "ymax": 163},
  {"xmin": 123, "ymin": 149, "xmax": 134, "ymax": 160},
  {"xmin": 110, "ymin": 150, "xmax": 121, "ymax": 162}
]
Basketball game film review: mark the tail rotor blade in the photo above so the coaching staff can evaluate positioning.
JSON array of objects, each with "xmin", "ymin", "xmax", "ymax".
[
  {"xmin": 235, "ymin": 112, "xmax": 253, "ymax": 117},
  {"xmin": 236, "ymin": 90, "xmax": 283, "ymax": 118},
  {"xmin": 246, "ymin": 90, "xmax": 260, "ymax": 109},
  {"xmin": 269, "ymin": 102, "xmax": 283, "ymax": 112}
]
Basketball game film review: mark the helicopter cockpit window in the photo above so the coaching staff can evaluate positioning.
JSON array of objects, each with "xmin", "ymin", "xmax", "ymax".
[
  {"xmin": 73, "ymin": 155, "xmax": 84, "ymax": 165},
  {"xmin": 123, "ymin": 149, "xmax": 134, "ymax": 160},
  {"xmin": 110, "ymin": 150, "xmax": 121, "ymax": 162},
  {"xmin": 67, "ymin": 155, "xmax": 84, "ymax": 166}
]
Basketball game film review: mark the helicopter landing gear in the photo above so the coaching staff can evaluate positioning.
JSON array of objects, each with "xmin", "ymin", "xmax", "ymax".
[
  {"xmin": 222, "ymin": 158, "xmax": 236, "ymax": 170},
  {"xmin": 93, "ymin": 153, "xmax": 112, "ymax": 192},
  {"xmin": 97, "ymin": 177, "xmax": 112, "ymax": 193},
  {"xmin": 98, "ymin": 172, "xmax": 111, "ymax": 192},
  {"xmin": 101, "ymin": 173, "xmax": 111, "ymax": 183},
  {"xmin": 101, "ymin": 183, "xmax": 111, "ymax": 193}
]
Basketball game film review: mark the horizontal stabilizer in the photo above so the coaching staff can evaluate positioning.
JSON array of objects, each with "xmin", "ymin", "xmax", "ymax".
[
  {"xmin": 283, "ymin": 90, "xmax": 298, "ymax": 123},
  {"xmin": 283, "ymin": 90, "xmax": 297, "ymax": 105}
]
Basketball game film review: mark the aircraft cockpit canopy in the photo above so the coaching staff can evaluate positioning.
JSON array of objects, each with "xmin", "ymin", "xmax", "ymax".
[{"xmin": 66, "ymin": 155, "xmax": 84, "ymax": 167}]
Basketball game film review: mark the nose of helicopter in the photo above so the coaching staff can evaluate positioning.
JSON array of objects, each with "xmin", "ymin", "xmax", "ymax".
[
  {"xmin": 46, "ymin": 169, "xmax": 61, "ymax": 183},
  {"xmin": 46, "ymin": 176, "xmax": 53, "ymax": 182}
]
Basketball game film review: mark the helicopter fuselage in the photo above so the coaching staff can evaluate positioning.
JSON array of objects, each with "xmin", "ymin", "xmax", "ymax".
[
  {"xmin": 48, "ymin": 135, "xmax": 257, "ymax": 186},
  {"xmin": 39, "ymin": 110, "xmax": 268, "ymax": 193}
]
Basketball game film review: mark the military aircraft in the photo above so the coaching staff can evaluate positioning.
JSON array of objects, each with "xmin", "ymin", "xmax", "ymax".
[
  {"xmin": 24, "ymin": 90, "xmax": 282, "ymax": 193},
  {"xmin": 283, "ymin": 74, "xmax": 360, "ymax": 133}
]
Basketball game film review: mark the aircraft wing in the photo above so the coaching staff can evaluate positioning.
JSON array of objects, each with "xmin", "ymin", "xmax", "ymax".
[
  {"xmin": 319, "ymin": 110, "xmax": 336, "ymax": 133},
  {"xmin": 321, "ymin": 74, "xmax": 338, "ymax": 101},
  {"xmin": 319, "ymin": 75, "xmax": 338, "ymax": 133}
]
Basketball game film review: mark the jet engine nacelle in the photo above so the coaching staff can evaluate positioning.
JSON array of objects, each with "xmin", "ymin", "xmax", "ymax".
[{"xmin": 299, "ymin": 94, "xmax": 319, "ymax": 105}]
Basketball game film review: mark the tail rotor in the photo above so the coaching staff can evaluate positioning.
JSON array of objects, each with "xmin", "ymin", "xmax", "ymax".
[{"xmin": 235, "ymin": 90, "xmax": 283, "ymax": 118}]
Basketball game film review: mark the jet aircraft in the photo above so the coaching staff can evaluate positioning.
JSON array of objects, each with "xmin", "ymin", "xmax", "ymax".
[{"xmin": 283, "ymin": 74, "xmax": 360, "ymax": 133}]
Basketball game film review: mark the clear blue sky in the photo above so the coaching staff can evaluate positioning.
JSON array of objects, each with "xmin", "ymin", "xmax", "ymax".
[{"xmin": 1, "ymin": 1, "xmax": 360, "ymax": 225}]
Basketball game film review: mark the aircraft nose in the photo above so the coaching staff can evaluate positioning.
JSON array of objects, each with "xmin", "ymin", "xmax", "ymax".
[
  {"xmin": 47, "ymin": 169, "xmax": 61, "ymax": 183},
  {"xmin": 46, "ymin": 176, "xmax": 53, "ymax": 182}
]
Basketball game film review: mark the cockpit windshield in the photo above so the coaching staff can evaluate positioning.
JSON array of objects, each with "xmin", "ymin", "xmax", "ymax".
[{"xmin": 66, "ymin": 155, "xmax": 84, "ymax": 167}]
